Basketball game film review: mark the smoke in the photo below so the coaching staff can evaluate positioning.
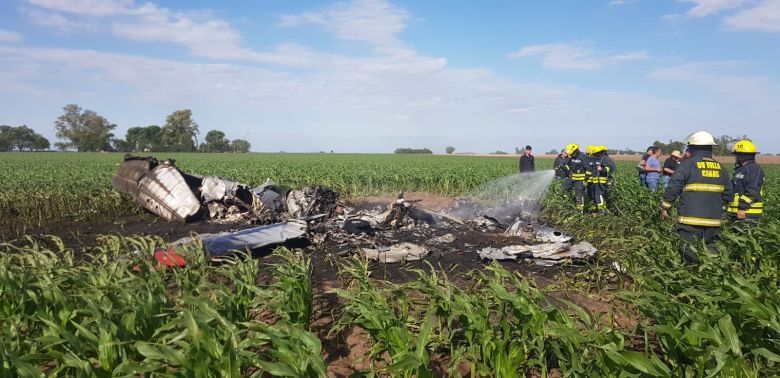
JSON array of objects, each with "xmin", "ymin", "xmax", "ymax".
[{"xmin": 448, "ymin": 170, "xmax": 555, "ymax": 222}]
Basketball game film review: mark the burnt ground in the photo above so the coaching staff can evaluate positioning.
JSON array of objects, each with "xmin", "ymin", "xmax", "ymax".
[{"xmin": 1, "ymin": 192, "xmax": 636, "ymax": 377}]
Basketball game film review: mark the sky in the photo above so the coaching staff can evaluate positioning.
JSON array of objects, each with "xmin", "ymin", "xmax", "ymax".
[{"xmin": 0, "ymin": 0, "xmax": 778, "ymax": 153}]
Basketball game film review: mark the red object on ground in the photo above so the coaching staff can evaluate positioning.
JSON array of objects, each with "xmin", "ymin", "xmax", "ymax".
[
  {"xmin": 131, "ymin": 247, "xmax": 187, "ymax": 272},
  {"xmin": 154, "ymin": 247, "xmax": 188, "ymax": 267}
]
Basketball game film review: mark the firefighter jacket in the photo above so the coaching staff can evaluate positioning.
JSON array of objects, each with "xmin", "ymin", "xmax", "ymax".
[
  {"xmin": 554, "ymin": 154, "xmax": 569, "ymax": 178},
  {"xmin": 661, "ymin": 151, "xmax": 733, "ymax": 227},
  {"xmin": 591, "ymin": 153, "xmax": 615, "ymax": 185},
  {"xmin": 567, "ymin": 151, "xmax": 590, "ymax": 182},
  {"xmin": 727, "ymin": 160, "xmax": 764, "ymax": 218}
]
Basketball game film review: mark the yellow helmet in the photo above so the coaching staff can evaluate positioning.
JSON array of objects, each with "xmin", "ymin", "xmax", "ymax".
[
  {"xmin": 592, "ymin": 145, "xmax": 607, "ymax": 154},
  {"xmin": 585, "ymin": 145, "xmax": 595, "ymax": 155},
  {"xmin": 732, "ymin": 140, "xmax": 757, "ymax": 154},
  {"xmin": 564, "ymin": 144, "xmax": 579, "ymax": 155}
]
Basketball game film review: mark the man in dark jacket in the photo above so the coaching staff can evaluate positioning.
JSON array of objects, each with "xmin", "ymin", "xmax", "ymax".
[
  {"xmin": 564, "ymin": 144, "xmax": 590, "ymax": 212},
  {"xmin": 554, "ymin": 151, "xmax": 569, "ymax": 179},
  {"xmin": 660, "ymin": 131, "xmax": 733, "ymax": 265},
  {"xmin": 591, "ymin": 145, "xmax": 616, "ymax": 214},
  {"xmin": 728, "ymin": 140, "xmax": 764, "ymax": 224},
  {"xmin": 519, "ymin": 145, "xmax": 535, "ymax": 173}
]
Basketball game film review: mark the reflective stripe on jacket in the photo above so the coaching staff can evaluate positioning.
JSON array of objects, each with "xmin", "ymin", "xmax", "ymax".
[
  {"xmin": 591, "ymin": 153, "xmax": 615, "ymax": 184},
  {"xmin": 567, "ymin": 151, "xmax": 590, "ymax": 182},
  {"xmin": 660, "ymin": 151, "xmax": 733, "ymax": 227},
  {"xmin": 727, "ymin": 160, "xmax": 764, "ymax": 218}
]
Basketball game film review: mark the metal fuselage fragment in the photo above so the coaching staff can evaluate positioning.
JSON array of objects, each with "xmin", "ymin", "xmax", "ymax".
[{"xmin": 112, "ymin": 157, "xmax": 201, "ymax": 221}]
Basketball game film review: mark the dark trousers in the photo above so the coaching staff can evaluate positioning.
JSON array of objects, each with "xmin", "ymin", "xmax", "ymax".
[
  {"xmin": 677, "ymin": 224, "xmax": 720, "ymax": 265},
  {"xmin": 573, "ymin": 180, "xmax": 585, "ymax": 211},
  {"xmin": 561, "ymin": 177, "xmax": 573, "ymax": 192}
]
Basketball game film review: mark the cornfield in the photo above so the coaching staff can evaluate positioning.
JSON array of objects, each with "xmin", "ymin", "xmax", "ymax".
[{"xmin": 1, "ymin": 151, "xmax": 778, "ymax": 376}]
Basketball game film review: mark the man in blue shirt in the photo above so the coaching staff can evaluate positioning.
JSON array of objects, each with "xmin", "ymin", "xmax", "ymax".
[{"xmin": 644, "ymin": 147, "xmax": 663, "ymax": 191}]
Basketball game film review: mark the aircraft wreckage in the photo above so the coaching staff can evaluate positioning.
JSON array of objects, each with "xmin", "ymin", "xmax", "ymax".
[{"xmin": 113, "ymin": 155, "xmax": 597, "ymax": 266}]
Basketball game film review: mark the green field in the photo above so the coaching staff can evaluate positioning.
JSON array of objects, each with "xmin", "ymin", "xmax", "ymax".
[{"xmin": 1, "ymin": 152, "xmax": 779, "ymax": 377}]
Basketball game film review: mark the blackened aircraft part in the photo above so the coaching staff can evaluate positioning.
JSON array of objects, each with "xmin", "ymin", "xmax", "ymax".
[
  {"xmin": 344, "ymin": 218, "xmax": 375, "ymax": 235},
  {"xmin": 112, "ymin": 156, "xmax": 201, "ymax": 222},
  {"xmin": 175, "ymin": 221, "xmax": 308, "ymax": 256},
  {"xmin": 504, "ymin": 220, "xmax": 573, "ymax": 243},
  {"xmin": 409, "ymin": 207, "xmax": 435, "ymax": 225},
  {"xmin": 286, "ymin": 187, "xmax": 340, "ymax": 219}
]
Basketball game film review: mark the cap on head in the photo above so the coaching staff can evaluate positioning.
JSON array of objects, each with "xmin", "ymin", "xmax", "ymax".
[
  {"xmin": 732, "ymin": 140, "xmax": 757, "ymax": 154},
  {"xmin": 564, "ymin": 143, "xmax": 579, "ymax": 155},
  {"xmin": 670, "ymin": 150, "xmax": 682, "ymax": 158},
  {"xmin": 686, "ymin": 131, "xmax": 716, "ymax": 146}
]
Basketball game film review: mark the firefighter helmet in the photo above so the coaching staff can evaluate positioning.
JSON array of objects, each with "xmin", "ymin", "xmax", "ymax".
[
  {"xmin": 732, "ymin": 140, "xmax": 757, "ymax": 154},
  {"xmin": 564, "ymin": 144, "xmax": 579, "ymax": 155},
  {"xmin": 687, "ymin": 131, "xmax": 716, "ymax": 146}
]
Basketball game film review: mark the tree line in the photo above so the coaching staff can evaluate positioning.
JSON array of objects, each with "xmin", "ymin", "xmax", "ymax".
[
  {"xmin": 6, "ymin": 104, "xmax": 251, "ymax": 153},
  {"xmin": 56, "ymin": 104, "xmax": 251, "ymax": 153},
  {"xmin": 0, "ymin": 125, "xmax": 50, "ymax": 151}
]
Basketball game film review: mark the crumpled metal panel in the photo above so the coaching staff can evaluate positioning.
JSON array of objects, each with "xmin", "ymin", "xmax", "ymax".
[
  {"xmin": 183, "ymin": 221, "xmax": 307, "ymax": 256},
  {"xmin": 112, "ymin": 158, "xmax": 154, "ymax": 197},
  {"xmin": 135, "ymin": 163, "xmax": 201, "ymax": 221},
  {"xmin": 201, "ymin": 176, "xmax": 244, "ymax": 202}
]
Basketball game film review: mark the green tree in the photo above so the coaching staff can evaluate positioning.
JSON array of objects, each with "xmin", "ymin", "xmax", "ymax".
[
  {"xmin": 0, "ymin": 125, "xmax": 13, "ymax": 151},
  {"xmin": 54, "ymin": 104, "xmax": 116, "ymax": 151},
  {"xmin": 230, "ymin": 139, "xmax": 251, "ymax": 153},
  {"xmin": 160, "ymin": 109, "xmax": 199, "ymax": 152},
  {"xmin": 653, "ymin": 139, "xmax": 686, "ymax": 155},
  {"xmin": 445, "ymin": 146, "xmax": 455, "ymax": 154},
  {"xmin": 112, "ymin": 138, "xmax": 133, "ymax": 152},
  {"xmin": 125, "ymin": 125, "xmax": 162, "ymax": 152},
  {"xmin": 31, "ymin": 133, "xmax": 50, "ymax": 151},
  {"xmin": 204, "ymin": 130, "xmax": 231, "ymax": 152},
  {"xmin": 0, "ymin": 125, "xmax": 50, "ymax": 151}
]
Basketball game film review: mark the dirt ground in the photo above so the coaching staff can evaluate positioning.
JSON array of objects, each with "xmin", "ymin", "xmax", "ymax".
[{"xmin": 3, "ymin": 192, "xmax": 632, "ymax": 376}]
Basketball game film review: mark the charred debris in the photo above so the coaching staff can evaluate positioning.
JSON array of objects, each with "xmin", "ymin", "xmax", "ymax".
[{"xmin": 112, "ymin": 155, "xmax": 596, "ymax": 266}]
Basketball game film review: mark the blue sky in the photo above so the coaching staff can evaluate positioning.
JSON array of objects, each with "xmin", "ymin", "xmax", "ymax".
[{"xmin": 0, "ymin": 0, "xmax": 778, "ymax": 153}]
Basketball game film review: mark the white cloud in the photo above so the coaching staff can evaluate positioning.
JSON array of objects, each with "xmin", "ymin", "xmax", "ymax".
[
  {"xmin": 679, "ymin": 0, "xmax": 748, "ymax": 17},
  {"xmin": 724, "ymin": 0, "xmax": 780, "ymax": 32},
  {"xmin": 24, "ymin": 0, "xmax": 260, "ymax": 60},
  {"xmin": 509, "ymin": 43, "xmax": 647, "ymax": 71},
  {"xmin": 0, "ymin": 30, "xmax": 22, "ymax": 43},
  {"xmin": 278, "ymin": 0, "xmax": 409, "ymax": 47},
  {"xmin": 26, "ymin": 0, "xmax": 135, "ymax": 17},
  {"xmin": 648, "ymin": 61, "xmax": 776, "ymax": 103},
  {"xmin": 22, "ymin": 7, "xmax": 84, "ymax": 30},
  {"xmin": 608, "ymin": 0, "xmax": 637, "ymax": 5}
]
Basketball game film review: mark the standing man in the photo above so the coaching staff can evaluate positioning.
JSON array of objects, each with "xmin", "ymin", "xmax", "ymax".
[
  {"xmin": 727, "ymin": 140, "xmax": 764, "ymax": 224},
  {"xmin": 637, "ymin": 146, "xmax": 654, "ymax": 187},
  {"xmin": 564, "ymin": 144, "xmax": 590, "ymax": 212},
  {"xmin": 644, "ymin": 147, "xmax": 663, "ymax": 191},
  {"xmin": 662, "ymin": 150, "xmax": 682, "ymax": 188},
  {"xmin": 660, "ymin": 131, "xmax": 733, "ymax": 265},
  {"xmin": 519, "ymin": 145, "xmax": 535, "ymax": 173},
  {"xmin": 591, "ymin": 145, "xmax": 616, "ymax": 214}
]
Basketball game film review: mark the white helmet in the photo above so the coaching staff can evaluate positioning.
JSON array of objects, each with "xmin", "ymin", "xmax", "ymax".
[{"xmin": 687, "ymin": 131, "xmax": 716, "ymax": 146}]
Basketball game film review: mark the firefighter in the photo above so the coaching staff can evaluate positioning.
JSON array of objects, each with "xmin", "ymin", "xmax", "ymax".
[
  {"xmin": 564, "ymin": 144, "xmax": 590, "ymax": 212},
  {"xmin": 660, "ymin": 131, "xmax": 733, "ymax": 265},
  {"xmin": 591, "ymin": 145, "xmax": 615, "ymax": 214},
  {"xmin": 585, "ymin": 146, "xmax": 596, "ymax": 210},
  {"xmin": 727, "ymin": 140, "xmax": 764, "ymax": 224},
  {"xmin": 554, "ymin": 150, "xmax": 570, "ymax": 180}
]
